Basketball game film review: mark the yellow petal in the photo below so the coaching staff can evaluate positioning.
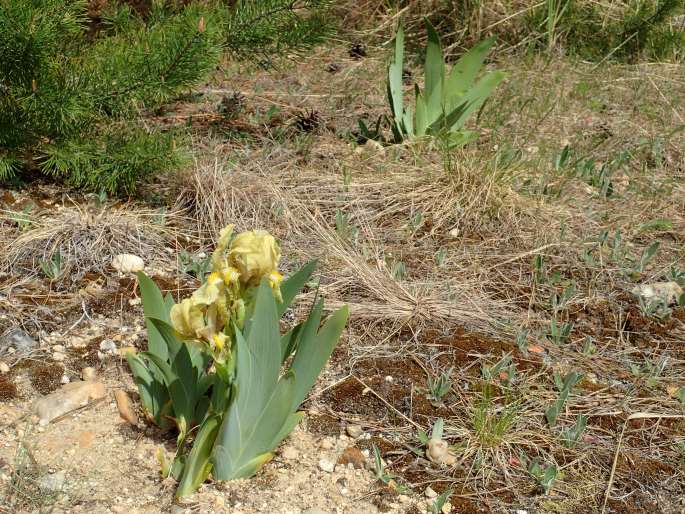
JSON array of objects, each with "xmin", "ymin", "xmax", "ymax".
[{"xmin": 211, "ymin": 224, "xmax": 235, "ymax": 272}]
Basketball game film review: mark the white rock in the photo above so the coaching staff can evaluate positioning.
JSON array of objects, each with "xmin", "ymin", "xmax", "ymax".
[
  {"xmin": 52, "ymin": 345, "xmax": 65, "ymax": 353},
  {"xmin": 38, "ymin": 471, "xmax": 66, "ymax": 492},
  {"xmin": 346, "ymin": 424, "xmax": 363, "ymax": 438},
  {"xmin": 52, "ymin": 352, "xmax": 65, "ymax": 362},
  {"xmin": 99, "ymin": 339, "xmax": 117, "ymax": 353},
  {"xmin": 60, "ymin": 374, "xmax": 70, "ymax": 384},
  {"xmin": 111, "ymin": 254, "xmax": 145, "ymax": 274},
  {"xmin": 32, "ymin": 381, "xmax": 106, "ymax": 424},
  {"xmin": 441, "ymin": 502, "xmax": 452, "ymax": 514},
  {"xmin": 318, "ymin": 458, "xmax": 335, "ymax": 473},
  {"xmin": 0, "ymin": 362, "xmax": 9, "ymax": 374},
  {"xmin": 631, "ymin": 281, "xmax": 683, "ymax": 307},
  {"xmin": 425, "ymin": 486, "xmax": 438, "ymax": 499},
  {"xmin": 320, "ymin": 438, "xmax": 334, "ymax": 450}
]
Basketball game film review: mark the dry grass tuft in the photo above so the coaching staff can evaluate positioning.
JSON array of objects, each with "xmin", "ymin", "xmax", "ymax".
[{"xmin": 1, "ymin": 202, "xmax": 186, "ymax": 282}]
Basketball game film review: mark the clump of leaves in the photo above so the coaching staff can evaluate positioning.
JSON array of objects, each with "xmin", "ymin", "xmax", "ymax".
[
  {"xmin": 380, "ymin": 18, "xmax": 505, "ymax": 147},
  {"xmin": 519, "ymin": 451, "xmax": 558, "ymax": 495},
  {"xmin": 426, "ymin": 371, "xmax": 451, "ymax": 407},
  {"xmin": 546, "ymin": 371, "xmax": 582, "ymax": 427}
]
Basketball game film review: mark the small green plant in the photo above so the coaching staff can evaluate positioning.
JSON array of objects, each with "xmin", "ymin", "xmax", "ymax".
[
  {"xmin": 127, "ymin": 226, "xmax": 348, "ymax": 497},
  {"xmin": 515, "ymin": 329, "xmax": 529, "ymax": 355},
  {"xmin": 428, "ymin": 488, "xmax": 453, "ymax": 514},
  {"xmin": 582, "ymin": 336, "xmax": 597, "ymax": 355},
  {"xmin": 519, "ymin": 451, "xmax": 558, "ymax": 495},
  {"xmin": 628, "ymin": 241, "xmax": 660, "ymax": 278},
  {"xmin": 384, "ymin": 19, "xmax": 505, "ymax": 146},
  {"xmin": 39, "ymin": 251, "xmax": 64, "ymax": 281},
  {"xmin": 434, "ymin": 248, "xmax": 447, "ymax": 267},
  {"xmin": 9, "ymin": 203, "xmax": 35, "ymax": 231},
  {"xmin": 629, "ymin": 354, "xmax": 668, "ymax": 389},
  {"xmin": 546, "ymin": 371, "xmax": 582, "ymax": 427},
  {"xmin": 335, "ymin": 208, "xmax": 359, "ymax": 243},
  {"xmin": 391, "ymin": 260, "xmax": 407, "ymax": 280},
  {"xmin": 481, "ymin": 352, "xmax": 514, "ymax": 382},
  {"xmin": 371, "ymin": 444, "xmax": 412, "ymax": 493},
  {"xmin": 472, "ymin": 387, "xmax": 518, "ymax": 447},
  {"xmin": 426, "ymin": 371, "xmax": 452, "ymax": 407},
  {"xmin": 637, "ymin": 296, "xmax": 674, "ymax": 321},
  {"xmin": 666, "ymin": 265, "xmax": 685, "ymax": 286},
  {"xmin": 560, "ymin": 414, "xmax": 588, "ymax": 448},
  {"xmin": 546, "ymin": 317, "xmax": 574, "ymax": 345},
  {"xmin": 178, "ymin": 250, "xmax": 211, "ymax": 283}
]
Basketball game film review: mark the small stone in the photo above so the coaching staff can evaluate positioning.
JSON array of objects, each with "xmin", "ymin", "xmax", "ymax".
[
  {"xmin": 114, "ymin": 390, "xmax": 138, "ymax": 425},
  {"xmin": 38, "ymin": 471, "xmax": 66, "ymax": 492},
  {"xmin": 60, "ymin": 374, "xmax": 70, "ymax": 384},
  {"xmin": 318, "ymin": 458, "xmax": 335, "ymax": 473},
  {"xmin": 398, "ymin": 494, "xmax": 410, "ymax": 504},
  {"xmin": 337, "ymin": 447, "xmax": 366, "ymax": 469},
  {"xmin": 425, "ymin": 486, "xmax": 438, "ymax": 499},
  {"xmin": 99, "ymin": 339, "xmax": 117, "ymax": 353},
  {"xmin": 111, "ymin": 254, "xmax": 145, "ymax": 274},
  {"xmin": 384, "ymin": 375, "xmax": 394, "ymax": 383},
  {"xmin": 441, "ymin": 502, "xmax": 452, "ymax": 514},
  {"xmin": 346, "ymin": 424, "xmax": 363, "ymax": 438},
  {"xmin": 32, "ymin": 381, "xmax": 107, "ymax": 424},
  {"xmin": 128, "ymin": 298, "xmax": 141, "ymax": 306},
  {"xmin": 281, "ymin": 447, "xmax": 298, "ymax": 460},
  {"xmin": 52, "ymin": 352, "xmax": 65, "ymax": 362},
  {"xmin": 449, "ymin": 227, "xmax": 460, "ymax": 238},
  {"xmin": 426, "ymin": 438, "xmax": 456, "ymax": 466},
  {"xmin": 52, "ymin": 345, "xmax": 65, "ymax": 353},
  {"xmin": 0, "ymin": 362, "xmax": 9, "ymax": 374},
  {"xmin": 320, "ymin": 438, "xmax": 334, "ymax": 450},
  {"xmin": 81, "ymin": 367, "xmax": 96, "ymax": 381}
]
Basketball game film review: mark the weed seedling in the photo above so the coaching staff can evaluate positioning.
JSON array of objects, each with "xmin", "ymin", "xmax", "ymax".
[
  {"xmin": 428, "ymin": 488, "xmax": 453, "ymax": 514},
  {"xmin": 426, "ymin": 371, "xmax": 452, "ymax": 407},
  {"xmin": 39, "ymin": 250, "xmax": 64, "ymax": 281},
  {"xmin": 519, "ymin": 451, "xmax": 558, "ymax": 494},
  {"xmin": 546, "ymin": 371, "xmax": 582, "ymax": 427},
  {"xmin": 560, "ymin": 414, "xmax": 588, "ymax": 448},
  {"xmin": 178, "ymin": 250, "xmax": 211, "ymax": 283}
]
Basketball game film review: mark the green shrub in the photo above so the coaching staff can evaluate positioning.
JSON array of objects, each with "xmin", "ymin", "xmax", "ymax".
[
  {"xmin": 525, "ymin": 0, "xmax": 684, "ymax": 62},
  {"xmin": 0, "ymin": 0, "xmax": 334, "ymax": 193}
]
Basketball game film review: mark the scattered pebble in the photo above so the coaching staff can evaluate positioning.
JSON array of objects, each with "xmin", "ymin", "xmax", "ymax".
[
  {"xmin": 111, "ymin": 254, "xmax": 145, "ymax": 274},
  {"xmin": 60, "ymin": 374, "xmax": 70, "ymax": 384},
  {"xmin": 426, "ymin": 438, "xmax": 456, "ymax": 466},
  {"xmin": 346, "ymin": 424, "xmax": 363, "ymax": 438},
  {"xmin": 318, "ymin": 458, "xmax": 336, "ymax": 473},
  {"xmin": 99, "ymin": 339, "xmax": 117, "ymax": 353},
  {"xmin": 0, "ymin": 362, "xmax": 9, "ymax": 374},
  {"xmin": 38, "ymin": 471, "xmax": 66, "ymax": 492},
  {"xmin": 52, "ymin": 352, "xmax": 66, "ymax": 362},
  {"xmin": 32, "ymin": 381, "xmax": 107, "ymax": 425},
  {"xmin": 441, "ymin": 502, "xmax": 453, "ymax": 514},
  {"xmin": 337, "ymin": 447, "xmax": 366, "ymax": 469},
  {"xmin": 320, "ymin": 438, "xmax": 334, "ymax": 450},
  {"xmin": 425, "ymin": 486, "xmax": 438, "ymax": 499},
  {"xmin": 114, "ymin": 390, "xmax": 138, "ymax": 425}
]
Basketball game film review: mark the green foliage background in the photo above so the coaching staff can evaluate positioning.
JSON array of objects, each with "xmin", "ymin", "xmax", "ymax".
[{"xmin": 0, "ymin": 0, "xmax": 333, "ymax": 193}]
